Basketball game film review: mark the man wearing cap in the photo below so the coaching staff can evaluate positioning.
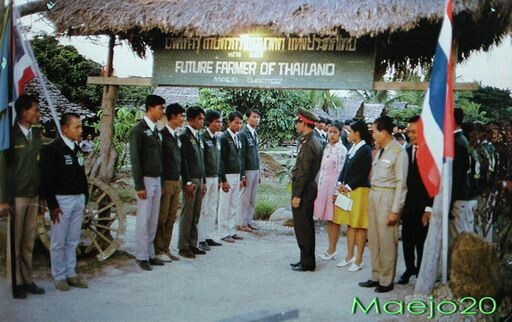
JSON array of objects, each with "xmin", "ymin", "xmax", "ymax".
[{"xmin": 290, "ymin": 108, "xmax": 323, "ymax": 272}]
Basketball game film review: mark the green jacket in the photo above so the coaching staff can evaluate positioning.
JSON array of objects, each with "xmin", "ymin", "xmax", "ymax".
[
  {"xmin": 292, "ymin": 131, "xmax": 323, "ymax": 198},
  {"xmin": 203, "ymin": 129, "xmax": 220, "ymax": 178},
  {"xmin": 180, "ymin": 126, "xmax": 206, "ymax": 183},
  {"xmin": 219, "ymin": 130, "xmax": 242, "ymax": 182},
  {"xmin": 129, "ymin": 119, "xmax": 163, "ymax": 191},
  {"xmin": 239, "ymin": 125, "xmax": 260, "ymax": 176},
  {"xmin": 0, "ymin": 124, "xmax": 41, "ymax": 203},
  {"xmin": 160, "ymin": 126, "xmax": 181, "ymax": 181}
]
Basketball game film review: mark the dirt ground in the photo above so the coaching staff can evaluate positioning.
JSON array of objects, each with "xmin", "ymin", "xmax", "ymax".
[{"xmin": 0, "ymin": 216, "xmax": 414, "ymax": 322}]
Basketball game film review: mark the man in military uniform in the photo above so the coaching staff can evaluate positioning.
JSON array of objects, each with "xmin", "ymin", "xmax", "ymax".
[
  {"xmin": 290, "ymin": 108, "xmax": 323, "ymax": 272},
  {"xmin": 359, "ymin": 116, "xmax": 408, "ymax": 292},
  {"xmin": 128, "ymin": 95, "xmax": 166, "ymax": 271},
  {"xmin": 178, "ymin": 106, "xmax": 207, "ymax": 258},
  {"xmin": 154, "ymin": 103, "xmax": 185, "ymax": 262},
  {"xmin": 238, "ymin": 108, "xmax": 261, "ymax": 232},
  {"xmin": 198, "ymin": 110, "xmax": 223, "ymax": 251},
  {"xmin": 0, "ymin": 95, "xmax": 45, "ymax": 298},
  {"xmin": 41, "ymin": 113, "xmax": 90, "ymax": 291}
]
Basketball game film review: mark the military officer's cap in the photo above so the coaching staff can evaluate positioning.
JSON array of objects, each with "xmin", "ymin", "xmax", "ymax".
[{"xmin": 296, "ymin": 107, "xmax": 320, "ymax": 125}]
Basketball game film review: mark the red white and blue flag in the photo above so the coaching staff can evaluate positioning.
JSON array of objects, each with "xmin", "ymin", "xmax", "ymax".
[
  {"xmin": 13, "ymin": 23, "xmax": 37, "ymax": 99},
  {"xmin": 415, "ymin": 0, "xmax": 454, "ymax": 288}
]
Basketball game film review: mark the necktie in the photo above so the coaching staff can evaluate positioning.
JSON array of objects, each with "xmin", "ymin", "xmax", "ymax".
[
  {"xmin": 378, "ymin": 148, "xmax": 384, "ymax": 159},
  {"xmin": 412, "ymin": 145, "xmax": 417, "ymax": 164},
  {"xmin": 26, "ymin": 130, "xmax": 32, "ymax": 143},
  {"xmin": 234, "ymin": 134, "xmax": 240, "ymax": 148}
]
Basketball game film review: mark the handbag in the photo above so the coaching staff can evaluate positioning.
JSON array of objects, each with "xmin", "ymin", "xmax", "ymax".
[{"xmin": 335, "ymin": 192, "xmax": 353, "ymax": 211}]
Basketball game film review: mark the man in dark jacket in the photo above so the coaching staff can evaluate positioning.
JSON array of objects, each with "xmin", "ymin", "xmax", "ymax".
[
  {"xmin": 154, "ymin": 103, "xmax": 185, "ymax": 262},
  {"xmin": 128, "ymin": 95, "xmax": 166, "ymax": 271},
  {"xmin": 178, "ymin": 106, "xmax": 207, "ymax": 258},
  {"xmin": 290, "ymin": 108, "xmax": 323, "ymax": 272},
  {"xmin": 0, "ymin": 95, "xmax": 45, "ymax": 298},
  {"xmin": 41, "ymin": 113, "xmax": 89, "ymax": 291},
  {"xmin": 397, "ymin": 115, "xmax": 433, "ymax": 285}
]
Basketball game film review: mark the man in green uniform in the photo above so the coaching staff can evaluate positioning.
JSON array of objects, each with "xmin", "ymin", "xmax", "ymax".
[
  {"xmin": 359, "ymin": 116, "xmax": 408, "ymax": 292},
  {"xmin": 290, "ymin": 108, "xmax": 323, "ymax": 272}
]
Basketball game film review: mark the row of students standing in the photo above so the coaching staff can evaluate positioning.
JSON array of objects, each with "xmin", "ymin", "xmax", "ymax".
[{"xmin": 129, "ymin": 95, "xmax": 261, "ymax": 270}]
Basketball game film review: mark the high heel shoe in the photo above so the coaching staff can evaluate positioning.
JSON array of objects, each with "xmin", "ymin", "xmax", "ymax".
[
  {"xmin": 336, "ymin": 256, "xmax": 355, "ymax": 267},
  {"xmin": 319, "ymin": 251, "xmax": 337, "ymax": 261},
  {"xmin": 348, "ymin": 262, "xmax": 364, "ymax": 272}
]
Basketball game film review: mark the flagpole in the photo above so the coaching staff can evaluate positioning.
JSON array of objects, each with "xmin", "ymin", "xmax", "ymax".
[
  {"xmin": 12, "ymin": 7, "xmax": 61, "ymax": 135},
  {"xmin": 7, "ymin": 0, "xmax": 17, "ymax": 298}
]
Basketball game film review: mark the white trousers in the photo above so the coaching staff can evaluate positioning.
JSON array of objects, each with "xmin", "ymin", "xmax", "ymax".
[
  {"xmin": 199, "ymin": 177, "xmax": 219, "ymax": 241},
  {"xmin": 240, "ymin": 170, "xmax": 259, "ymax": 226},
  {"xmin": 218, "ymin": 174, "xmax": 241, "ymax": 238},
  {"xmin": 50, "ymin": 194, "xmax": 86, "ymax": 281},
  {"xmin": 135, "ymin": 177, "xmax": 161, "ymax": 261},
  {"xmin": 449, "ymin": 200, "xmax": 474, "ymax": 247}
]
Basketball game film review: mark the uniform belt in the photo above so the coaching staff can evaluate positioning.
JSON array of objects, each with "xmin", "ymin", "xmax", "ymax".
[{"xmin": 371, "ymin": 186, "xmax": 396, "ymax": 191}]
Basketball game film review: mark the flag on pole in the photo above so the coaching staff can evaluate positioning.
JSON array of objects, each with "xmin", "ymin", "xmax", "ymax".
[
  {"xmin": 415, "ymin": 0, "xmax": 455, "ymax": 288},
  {"xmin": 13, "ymin": 22, "xmax": 36, "ymax": 99},
  {"xmin": 0, "ymin": 6, "xmax": 12, "ymax": 151}
]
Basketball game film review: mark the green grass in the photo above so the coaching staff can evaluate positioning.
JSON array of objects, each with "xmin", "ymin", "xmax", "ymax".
[{"xmin": 254, "ymin": 178, "xmax": 290, "ymax": 220}]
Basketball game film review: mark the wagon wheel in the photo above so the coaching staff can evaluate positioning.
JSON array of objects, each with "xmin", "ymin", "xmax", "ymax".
[{"xmin": 37, "ymin": 178, "xmax": 126, "ymax": 261}]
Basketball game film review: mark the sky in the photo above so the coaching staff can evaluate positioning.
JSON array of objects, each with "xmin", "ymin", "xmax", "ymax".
[{"xmin": 16, "ymin": 3, "xmax": 512, "ymax": 91}]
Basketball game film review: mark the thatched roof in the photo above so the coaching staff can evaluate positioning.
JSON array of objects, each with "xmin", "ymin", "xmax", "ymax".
[
  {"xmin": 26, "ymin": 76, "xmax": 95, "ymax": 123},
  {"xmin": 44, "ymin": 0, "xmax": 511, "ymax": 67},
  {"xmin": 153, "ymin": 87, "xmax": 200, "ymax": 106}
]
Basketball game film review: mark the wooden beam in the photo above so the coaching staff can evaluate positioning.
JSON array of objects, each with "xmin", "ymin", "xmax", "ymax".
[
  {"xmin": 373, "ymin": 81, "xmax": 478, "ymax": 91},
  {"xmin": 87, "ymin": 76, "xmax": 153, "ymax": 86}
]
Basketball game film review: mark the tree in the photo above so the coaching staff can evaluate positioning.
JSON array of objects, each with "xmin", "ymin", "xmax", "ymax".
[
  {"xmin": 307, "ymin": 90, "xmax": 343, "ymax": 112},
  {"xmin": 199, "ymin": 88, "xmax": 311, "ymax": 146},
  {"xmin": 471, "ymin": 86, "xmax": 512, "ymax": 124},
  {"xmin": 31, "ymin": 35, "xmax": 103, "ymax": 109}
]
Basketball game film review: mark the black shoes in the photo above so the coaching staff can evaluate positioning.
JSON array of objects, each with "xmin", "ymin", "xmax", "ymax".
[
  {"xmin": 13, "ymin": 286, "xmax": 26, "ymax": 299},
  {"xmin": 198, "ymin": 242, "xmax": 211, "ymax": 251},
  {"xmin": 206, "ymin": 239, "xmax": 222, "ymax": 246},
  {"xmin": 375, "ymin": 284, "xmax": 394, "ymax": 293},
  {"xmin": 191, "ymin": 247, "xmax": 206, "ymax": 255},
  {"xmin": 290, "ymin": 261, "xmax": 301, "ymax": 268},
  {"xmin": 149, "ymin": 257, "xmax": 165, "ymax": 266},
  {"xmin": 24, "ymin": 283, "xmax": 45, "ymax": 294},
  {"xmin": 291, "ymin": 265, "xmax": 315, "ymax": 272},
  {"xmin": 397, "ymin": 273, "xmax": 411, "ymax": 285},
  {"xmin": 137, "ymin": 260, "xmax": 153, "ymax": 271},
  {"xmin": 359, "ymin": 280, "xmax": 379, "ymax": 288},
  {"xmin": 179, "ymin": 249, "xmax": 195, "ymax": 258}
]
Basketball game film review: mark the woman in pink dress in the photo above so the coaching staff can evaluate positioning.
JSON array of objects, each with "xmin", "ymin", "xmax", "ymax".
[{"xmin": 313, "ymin": 121, "xmax": 347, "ymax": 260}]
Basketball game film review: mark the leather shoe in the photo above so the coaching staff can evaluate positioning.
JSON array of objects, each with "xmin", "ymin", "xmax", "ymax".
[
  {"xmin": 397, "ymin": 273, "xmax": 411, "ymax": 285},
  {"xmin": 137, "ymin": 260, "xmax": 153, "ymax": 271},
  {"xmin": 231, "ymin": 234, "xmax": 244, "ymax": 240},
  {"xmin": 179, "ymin": 249, "xmax": 195, "ymax": 258},
  {"xmin": 290, "ymin": 261, "xmax": 301, "ymax": 268},
  {"xmin": 13, "ymin": 286, "xmax": 26, "ymax": 299},
  {"xmin": 359, "ymin": 280, "xmax": 379, "ymax": 288},
  {"xmin": 24, "ymin": 282, "xmax": 45, "ymax": 294},
  {"xmin": 198, "ymin": 242, "xmax": 211, "ymax": 251},
  {"xmin": 221, "ymin": 236, "xmax": 235, "ymax": 243},
  {"xmin": 291, "ymin": 265, "xmax": 315, "ymax": 272},
  {"xmin": 167, "ymin": 252, "xmax": 180, "ymax": 261},
  {"xmin": 375, "ymin": 284, "xmax": 394, "ymax": 293},
  {"xmin": 206, "ymin": 239, "xmax": 222, "ymax": 246},
  {"xmin": 191, "ymin": 247, "xmax": 206, "ymax": 255},
  {"xmin": 149, "ymin": 257, "xmax": 165, "ymax": 266}
]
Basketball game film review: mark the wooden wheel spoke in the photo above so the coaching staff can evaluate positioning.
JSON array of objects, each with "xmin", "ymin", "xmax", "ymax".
[
  {"xmin": 94, "ymin": 191, "xmax": 107, "ymax": 204},
  {"xmin": 88, "ymin": 185, "xmax": 94, "ymax": 199},
  {"xmin": 96, "ymin": 202, "xmax": 115, "ymax": 214},
  {"xmin": 89, "ymin": 227, "xmax": 112, "ymax": 244},
  {"xmin": 92, "ymin": 223, "xmax": 118, "ymax": 233},
  {"xmin": 94, "ymin": 216, "xmax": 119, "ymax": 221},
  {"xmin": 86, "ymin": 231, "xmax": 105, "ymax": 253}
]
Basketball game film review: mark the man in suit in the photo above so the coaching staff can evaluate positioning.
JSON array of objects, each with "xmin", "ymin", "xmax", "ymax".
[
  {"xmin": 397, "ymin": 115, "xmax": 433, "ymax": 285},
  {"xmin": 41, "ymin": 113, "xmax": 89, "ymax": 291},
  {"xmin": 290, "ymin": 108, "xmax": 323, "ymax": 272},
  {"xmin": 0, "ymin": 95, "xmax": 45, "ymax": 298},
  {"xmin": 449, "ymin": 108, "xmax": 472, "ymax": 247},
  {"xmin": 154, "ymin": 103, "xmax": 185, "ymax": 262},
  {"xmin": 198, "ymin": 110, "xmax": 223, "ymax": 251},
  {"xmin": 128, "ymin": 95, "xmax": 166, "ymax": 271},
  {"xmin": 238, "ymin": 108, "xmax": 261, "ymax": 232},
  {"xmin": 359, "ymin": 116, "xmax": 408, "ymax": 293},
  {"xmin": 314, "ymin": 117, "xmax": 328, "ymax": 147},
  {"xmin": 178, "ymin": 106, "xmax": 207, "ymax": 258},
  {"xmin": 218, "ymin": 111, "xmax": 244, "ymax": 243}
]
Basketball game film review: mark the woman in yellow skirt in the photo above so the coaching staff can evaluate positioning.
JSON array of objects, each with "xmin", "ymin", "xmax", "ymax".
[{"xmin": 333, "ymin": 120, "xmax": 373, "ymax": 272}]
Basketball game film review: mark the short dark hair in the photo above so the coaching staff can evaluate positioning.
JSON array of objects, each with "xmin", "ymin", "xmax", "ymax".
[
  {"xmin": 145, "ymin": 95, "xmax": 165, "ymax": 111},
  {"xmin": 350, "ymin": 120, "xmax": 372, "ymax": 143},
  {"xmin": 408, "ymin": 115, "xmax": 421, "ymax": 123},
  {"xmin": 165, "ymin": 103, "xmax": 185, "ymax": 119},
  {"xmin": 60, "ymin": 113, "xmax": 80, "ymax": 127},
  {"xmin": 246, "ymin": 108, "xmax": 261, "ymax": 118},
  {"xmin": 373, "ymin": 116, "xmax": 394, "ymax": 134},
  {"xmin": 454, "ymin": 108, "xmax": 464, "ymax": 126},
  {"xmin": 330, "ymin": 120, "xmax": 343, "ymax": 132},
  {"xmin": 186, "ymin": 106, "xmax": 205, "ymax": 120},
  {"xmin": 14, "ymin": 94, "xmax": 38, "ymax": 116},
  {"xmin": 205, "ymin": 110, "xmax": 222, "ymax": 124},
  {"xmin": 319, "ymin": 117, "xmax": 327, "ymax": 124},
  {"xmin": 228, "ymin": 111, "xmax": 243, "ymax": 122}
]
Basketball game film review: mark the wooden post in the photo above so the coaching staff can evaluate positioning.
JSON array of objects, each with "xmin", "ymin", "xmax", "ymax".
[{"xmin": 96, "ymin": 34, "xmax": 119, "ymax": 183}]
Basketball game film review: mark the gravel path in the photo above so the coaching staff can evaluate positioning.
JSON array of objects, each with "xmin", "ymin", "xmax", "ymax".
[{"xmin": 0, "ymin": 217, "xmax": 413, "ymax": 321}]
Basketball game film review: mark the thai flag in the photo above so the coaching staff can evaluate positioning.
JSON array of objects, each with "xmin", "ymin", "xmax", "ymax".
[
  {"xmin": 0, "ymin": 8, "xmax": 12, "ymax": 151},
  {"xmin": 416, "ymin": 0, "xmax": 454, "ymax": 198},
  {"xmin": 13, "ymin": 16, "xmax": 36, "ymax": 99}
]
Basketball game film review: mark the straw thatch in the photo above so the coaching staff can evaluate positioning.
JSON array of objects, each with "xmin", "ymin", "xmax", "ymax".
[{"xmin": 44, "ymin": 0, "xmax": 511, "ymax": 66}]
